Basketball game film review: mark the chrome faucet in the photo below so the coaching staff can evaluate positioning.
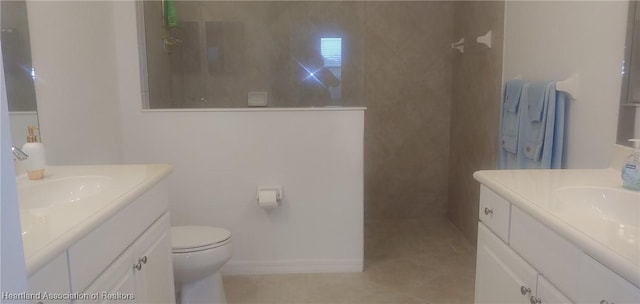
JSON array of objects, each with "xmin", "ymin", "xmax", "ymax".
[{"xmin": 12, "ymin": 146, "xmax": 28, "ymax": 161}]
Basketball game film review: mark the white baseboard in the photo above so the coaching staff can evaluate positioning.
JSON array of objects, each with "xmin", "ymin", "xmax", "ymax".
[{"xmin": 221, "ymin": 259, "xmax": 363, "ymax": 275}]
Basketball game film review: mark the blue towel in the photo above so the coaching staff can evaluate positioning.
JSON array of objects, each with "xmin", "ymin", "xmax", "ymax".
[
  {"xmin": 504, "ymin": 79, "xmax": 525, "ymax": 113},
  {"xmin": 524, "ymin": 83, "xmax": 547, "ymax": 123},
  {"xmin": 517, "ymin": 82, "xmax": 565, "ymax": 169},
  {"xmin": 517, "ymin": 82, "xmax": 550, "ymax": 167},
  {"xmin": 550, "ymin": 90, "xmax": 566, "ymax": 168},
  {"xmin": 497, "ymin": 80, "xmax": 565, "ymax": 169},
  {"xmin": 497, "ymin": 80, "xmax": 525, "ymax": 169}
]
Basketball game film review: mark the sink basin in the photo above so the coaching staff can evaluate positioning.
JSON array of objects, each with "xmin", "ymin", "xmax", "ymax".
[
  {"xmin": 552, "ymin": 186, "xmax": 640, "ymax": 249},
  {"xmin": 553, "ymin": 186, "xmax": 639, "ymax": 228},
  {"xmin": 18, "ymin": 176, "xmax": 112, "ymax": 210}
]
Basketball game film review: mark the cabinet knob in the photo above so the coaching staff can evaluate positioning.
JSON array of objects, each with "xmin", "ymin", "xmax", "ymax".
[
  {"xmin": 133, "ymin": 262, "xmax": 142, "ymax": 271},
  {"xmin": 484, "ymin": 208, "xmax": 494, "ymax": 215},
  {"xmin": 520, "ymin": 285, "xmax": 531, "ymax": 295},
  {"xmin": 530, "ymin": 296, "xmax": 541, "ymax": 304},
  {"xmin": 139, "ymin": 256, "xmax": 148, "ymax": 264}
]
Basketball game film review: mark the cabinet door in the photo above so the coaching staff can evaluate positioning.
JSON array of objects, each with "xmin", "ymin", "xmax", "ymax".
[
  {"xmin": 475, "ymin": 223, "xmax": 538, "ymax": 304},
  {"xmin": 132, "ymin": 213, "xmax": 175, "ymax": 304},
  {"xmin": 28, "ymin": 253, "xmax": 72, "ymax": 304},
  {"xmin": 79, "ymin": 247, "xmax": 137, "ymax": 304},
  {"xmin": 68, "ymin": 181, "xmax": 169, "ymax": 293},
  {"xmin": 536, "ymin": 275, "xmax": 573, "ymax": 304},
  {"xmin": 576, "ymin": 254, "xmax": 640, "ymax": 304}
]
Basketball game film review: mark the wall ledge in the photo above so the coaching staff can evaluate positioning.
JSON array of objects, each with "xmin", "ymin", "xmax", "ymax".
[{"xmin": 140, "ymin": 107, "xmax": 367, "ymax": 113}]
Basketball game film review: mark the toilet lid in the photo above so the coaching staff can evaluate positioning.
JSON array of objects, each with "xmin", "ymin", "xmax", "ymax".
[{"xmin": 171, "ymin": 226, "xmax": 231, "ymax": 250}]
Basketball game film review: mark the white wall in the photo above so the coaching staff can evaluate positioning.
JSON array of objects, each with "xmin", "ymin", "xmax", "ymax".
[
  {"xmin": 26, "ymin": 1, "xmax": 123, "ymax": 165},
  {"xmin": 503, "ymin": 1, "xmax": 628, "ymax": 169},
  {"xmin": 113, "ymin": 2, "xmax": 363, "ymax": 273}
]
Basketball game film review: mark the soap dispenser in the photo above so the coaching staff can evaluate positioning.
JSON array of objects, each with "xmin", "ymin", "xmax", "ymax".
[
  {"xmin": 622, "ymin": 139, "xmax": 640, "ymax": 191},
  {"xmin": 21, "ymin": 125, "xmax": 46, "ymax": 180}
]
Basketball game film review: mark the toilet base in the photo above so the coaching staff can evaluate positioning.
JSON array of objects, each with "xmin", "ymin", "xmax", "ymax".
[{"xmin": 177, "ymin": 271, "xmax": 227, "ymax": 304}]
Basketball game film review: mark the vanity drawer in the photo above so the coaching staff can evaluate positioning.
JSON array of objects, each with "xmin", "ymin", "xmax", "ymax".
[
  {"xmin": 479, "ymin": 185, "xmax": 511, "ymax": 243},
  {"xmin": 67, "ymin": 180, "xmax": 168, "ymax": 293}
]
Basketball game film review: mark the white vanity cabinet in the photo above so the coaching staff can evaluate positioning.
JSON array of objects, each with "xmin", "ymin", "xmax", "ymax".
[
  {"xmin": 509, "ymin": 205, "xmax": 640, "ymax": 304},
  {"xmin": 476, "ymin": 222, "xmax": 536, "ymax": 304},
  {"xmin": 80, "ymin": 243, "xmax": 137, "ymax": 304},
  {"xmin": 26, "ymin": 176, "xmax": 175, "ymax": 304},
  {"xmin": 129, "ymin": 213, "xmax": 175, "ymax": 303},
  {"xmin": 475, "ymin": 185, "xmax": 640, "ymax": 304},
  {"xmin": 80, "ymin": 213, "xmax": 174, "ymax": 304},
  {"xmin": 27, "ymin": 253, "xmax": 72, "ymax": 304},
  {"xmin": 536, "ymin": 276, "xmax": 573, "ymax": 304},
  {"xmin": 476, "ymin": 222, "xmax": 571, "ymax": 304}
]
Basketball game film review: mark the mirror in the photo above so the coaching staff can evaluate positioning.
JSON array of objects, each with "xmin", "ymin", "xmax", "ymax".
[
  {"xmin": 1, "ymin": 0, "xmax": 39, "ymax": 148},
  {"xmin": 138, "ymin": 1, "xmax": 365, "ymax": 109},
  {"xmin": 618, "ymin": 1, "xmax": 640, "ymax": 146}
]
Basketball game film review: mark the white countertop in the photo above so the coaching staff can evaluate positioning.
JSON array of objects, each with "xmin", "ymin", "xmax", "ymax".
[
  {"xmin": 474, "ymin": 169, "xmax": 640, "ymax": 287},
  {"xmin": 17, "ymin": 164, "xmax": 172, "ymax": 276}
]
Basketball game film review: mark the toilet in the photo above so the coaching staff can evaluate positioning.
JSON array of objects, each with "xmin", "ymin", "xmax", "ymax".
[{"xmin": 171, "ymin": 226, "xmax": 232, "ymax": 304}]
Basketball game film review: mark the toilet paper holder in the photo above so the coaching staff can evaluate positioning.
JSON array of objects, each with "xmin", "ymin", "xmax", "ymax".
[{"xmin": 256, "ymin": 186, "xmax": 283, "ymax": 202}]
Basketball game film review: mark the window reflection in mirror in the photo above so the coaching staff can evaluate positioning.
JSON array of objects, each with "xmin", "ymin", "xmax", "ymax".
[
  {"xmin": 1, "ymin": 0, "xmax": 39, "ymax": 147},
  {"xmin": 139, "ymin": 1, "xmax": 364, "ymax": 109}
]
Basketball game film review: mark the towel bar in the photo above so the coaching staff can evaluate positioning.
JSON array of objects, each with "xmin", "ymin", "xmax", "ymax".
[
  {"xmin": 511, "ymin": 74, "xmax": 579, "ymax": 100},
  {"xmin": 555, "ymin": 73, "xmax": 579, "ymax": 99}
]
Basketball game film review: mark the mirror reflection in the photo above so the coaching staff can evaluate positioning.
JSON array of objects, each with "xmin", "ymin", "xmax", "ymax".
[
  {"xmin": 139, "ymin": 1, "xmax": 365, "ymax": 108},
  {"xmin": 618, "ymin": 2, "xmax": 640, "ymax": 146},
  {"xmin": 1, "ymin": 0, "xmax": 39, "ymax": 147}
]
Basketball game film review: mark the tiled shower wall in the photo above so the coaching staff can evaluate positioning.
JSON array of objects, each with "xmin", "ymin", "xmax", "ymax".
[
  {"xmin": 364, "ymin": 2, "xmax": 453, "ymax": 219},
  {"xmin": 447, "ymin": 1, "xmax": 505, "ymax": 242}
]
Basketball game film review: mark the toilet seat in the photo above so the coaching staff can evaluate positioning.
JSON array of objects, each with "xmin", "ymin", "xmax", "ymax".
[{"xmin": 171, "ymin": 226, "xmax": 231, "ymax": 253}]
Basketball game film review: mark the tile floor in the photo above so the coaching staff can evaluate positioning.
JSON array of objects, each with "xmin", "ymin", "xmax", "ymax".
[{"xmin": 223, "ymin": 218, "xmax": 477, "ymax": 304}]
